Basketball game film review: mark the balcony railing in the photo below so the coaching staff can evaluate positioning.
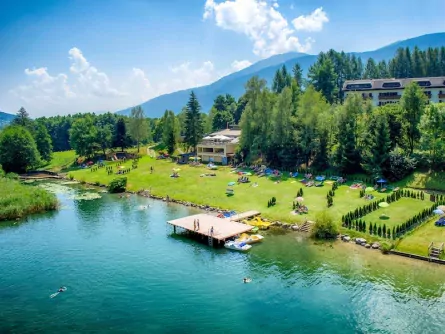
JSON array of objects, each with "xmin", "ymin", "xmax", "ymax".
[
  {"xmin": 198, "ymin": 141, "xmax": 230, "ymax": 146},
  {"xmin": 378, "ymin": 95, "xmax": 401, "ymax": 100},
  {"xmin": 439, "ymin": 93, "xmax": 445, "ymax": 99}
]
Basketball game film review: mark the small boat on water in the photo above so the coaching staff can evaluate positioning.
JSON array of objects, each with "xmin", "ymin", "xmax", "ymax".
[
  {"xmin": 224, "ymin": 241, "xmax": 252, "ymax": 252},
  {"xmin": 235, "ymin": 233, "xmax": 264, "ymax": 244}
]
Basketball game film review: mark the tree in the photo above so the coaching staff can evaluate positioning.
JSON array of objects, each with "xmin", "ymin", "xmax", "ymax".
[
  {"xmin": 297, "ymin": 85, "xmax": 329, "ymax": 167},
  {"xmin": 363, "ymin": 58, "xmax": 380, "ymax": 79},
  {"xmin": 400, "ymin": 82, "xmax": 427, "ymax": 154},
  {"xmin": 12, "ymin": 107, "xmax": 33, "ymax": 130},
  {"xmin": 69, "ymin": 115, "xmax": 98, "ymax": 157},
  {"xmin": 34, "ymin": 123, "xmax": 53, "ymax": 162},
  {"xmin": 269, "ymin": 87, "xmax": 295, "ymax": 167},
  {"xmin": 361, "ymin": 112, "xmax": 391, "ymax": 177},
  {"xmin": 115, "ymin": 118, "xmax": 129, "ymax": 151},
  {"xmin": 292, "ymin": 63, "xmax": 303, "ymax": 93},
  {"xmin": 308, "ymin": 53, "xmax": 338, "ymax": 104},
  {"xmin": 184, "ymin": 91, "xmax": 204, "ymax": 153},
  {"xmin": 419, "ymin": 104, "xmax": 445, "ymax": 167},
  {"xmin": 162, "ymin": 110, "xmax": 179, "ymax": 154},
  {"xmin": 311, "ymin": 210, "xmax": 338, "ymax": 239},
  {"xmin": 377, "ymin": 60, "xmax": 389, "ymax": 78},
  {"xmin": 0, "ymin": 126, "xmax": 40, "ymax": 173},
  {"xmin": 128, "ymin": 106, "xmax": 148, "ymax": 152},
  {"xmin": 96, "ymin": 123, "xmax": 113, "ymax": 155}
]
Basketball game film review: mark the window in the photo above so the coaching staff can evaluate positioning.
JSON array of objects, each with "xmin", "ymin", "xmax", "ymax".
[
  {"xmin": 382, "ymin": 82, "xmax": 401, "ymax": 88},
  {"xmin": 417, "ymin": 81, "xmax": 431, "ymax": 87},
  {"xmin": 345, "ymin": 83, "xmax": 372, "ymax": 90}
]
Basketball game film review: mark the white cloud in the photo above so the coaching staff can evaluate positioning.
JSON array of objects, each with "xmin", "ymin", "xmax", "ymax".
[
  {"xmin": 163, "ymin": 61, "xmax": 221, "ymax": 92},
  {"xmin": 203, "ymin": 0, "xmax": 321, "ymax": 57},
  {"xmin": 292, "ymin": 7, "xmax": 328, "ymax": 32},
  {"xmin": 231, "ymin": 59, "xmax": 252, "ymax": 71},
  {"xmin": 6, "ymin": 48, "xmax": 230, "ymax": 116}
]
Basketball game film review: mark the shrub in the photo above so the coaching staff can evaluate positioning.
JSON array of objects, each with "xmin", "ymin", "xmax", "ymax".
[
  {"xmin": 68, "ymin": 173, "xmax": 74, "ymax": 180},
  {"xmin": 0, "ymin": 164, "xmax": 4, "ymax": 178},
  {"xmin": 380, "ymin": 242, "xmax": 394, "ymax": 254},
  {"xmin": 311, "ymin": 210, "xmax": 338, "ymax": 239},
  {"xmin": 6, "ymin": 172, "xmax": 19, "ymax": 180},
  {"xmin": 94, "ymin": 181, "xmax": 101, "ymax": 186},
  {"xmin": 108, "ymin": 177, "xmax": 127, "ymax": 193},
  {"xmin": 387, "ymin": 148, "xmax": 417, "ymax": 181}
]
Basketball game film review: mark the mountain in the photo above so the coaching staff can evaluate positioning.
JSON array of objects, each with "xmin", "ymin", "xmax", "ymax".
[
  {"xmin": 0, "ymin": 111, "xmax": 15, "ymax": 128},
  {"xmin": 117, "ymin": 32, "xmax": 445, "ymax": 118}
]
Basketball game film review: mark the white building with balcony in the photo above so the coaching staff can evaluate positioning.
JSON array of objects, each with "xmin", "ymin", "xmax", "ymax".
[
  {"xmin": 196, "ymin": 127, "xmax": 241, "ymax": 165},
  {"xmin": 343, "ymin": 76, "xmax": 445, "ymax": 107}
]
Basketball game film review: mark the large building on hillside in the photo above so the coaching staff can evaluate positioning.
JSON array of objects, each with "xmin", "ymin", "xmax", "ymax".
[
  {"xmin": 342, "ymin": 76, "xmax": 445, "ymax": 106},
  {"xmin": 196, "ymin": 126, "xmax": 241, "ymax": 165}
]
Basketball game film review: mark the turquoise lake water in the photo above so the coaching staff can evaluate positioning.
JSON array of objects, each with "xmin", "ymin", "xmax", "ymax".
[{"xmin": 1, "ymin": 182, "xmax": 445, "ymax": 333}]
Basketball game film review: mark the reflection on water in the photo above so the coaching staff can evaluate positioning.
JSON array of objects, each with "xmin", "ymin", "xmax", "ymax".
[{"xmin": 1, "ymin": 181, "xmax": 445, "ymax": 333}]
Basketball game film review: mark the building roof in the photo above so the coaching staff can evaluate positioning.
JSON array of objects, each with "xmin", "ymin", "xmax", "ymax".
[
  {"xmin": 343, "ymin": 76, "xmax": 445, "ymax": 91},
  {"xmin": 210, "ymin": 128, "xmax": 241, "ymax": 138}
]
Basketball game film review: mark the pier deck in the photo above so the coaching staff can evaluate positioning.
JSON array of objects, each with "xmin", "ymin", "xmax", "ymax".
[
  {"xmin": 167, "ymin": 213, "xmax": 253, "ymax": 241},
  {"xmin": 229, "ymin": 210, "xmax": 260, "ymax": 222}
]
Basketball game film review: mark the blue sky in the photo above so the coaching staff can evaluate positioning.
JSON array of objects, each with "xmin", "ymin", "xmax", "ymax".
[{"xmin": 1, "ymin": 0, "xmax": 444, "ymax": 117}]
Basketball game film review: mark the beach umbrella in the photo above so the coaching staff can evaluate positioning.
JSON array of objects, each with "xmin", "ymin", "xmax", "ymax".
[
  {"xmin": 378, "ymin": 202, "xmax": 389, "ymax": 208},
  {"xmin": 437, "ymin": 205, "xmax": 445, "ymax": 211},
  {"xmin": 365, "ymin": 187, "xmax": 375, "ymax": 192},
  {"xmin": 376, "ymin": 178, "xmax": 387, "ymax": 184},
  {"xmin": 228, "ymin": 181, "xmax": 236, "ymax": 186},
  {"xmin": 118, "ymin": 166, "xmax": 125, "ymax": 169},
  {"xmin": 433, "ymin": 209, "xmax": 444, "ymax": 215},
  {"xmin": 296, "ymin": 197, "xmax": 304, "ymax": 202}
]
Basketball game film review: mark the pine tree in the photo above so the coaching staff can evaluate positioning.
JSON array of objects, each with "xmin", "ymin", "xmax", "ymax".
[
  {"xmin": 369, "ymin": 223, "xmax": 373, "ymax": 234},
  {"xmin": 184, "ymin": 91, "xmax": 204, "ymax": 154},
  {"xmin": 377, "ymin": 226, "xmax": 382, "ymax": 237}
]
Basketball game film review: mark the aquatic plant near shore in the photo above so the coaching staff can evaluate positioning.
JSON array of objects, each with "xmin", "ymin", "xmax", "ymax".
[{"xmin": 0, "ymin": 178, "xmax": 58, "ymax": 221}]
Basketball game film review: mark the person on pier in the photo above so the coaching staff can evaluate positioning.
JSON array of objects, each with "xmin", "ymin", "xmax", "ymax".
[
  {"xmin": 196, "ymin": 219, "xmax": 200, "ymax": 230},
  {"xmin": 193, "ymin": 219, "xmax": 196, "ymax": 231}
]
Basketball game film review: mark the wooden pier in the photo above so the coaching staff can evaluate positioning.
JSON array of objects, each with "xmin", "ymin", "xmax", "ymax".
[
  {"xmin": 229, "ymin": 210, "xmax": 260, "ymax": 222},
  {"xmin": 167, "ymin": 213, "xmax": 253, "ymax": 247}
]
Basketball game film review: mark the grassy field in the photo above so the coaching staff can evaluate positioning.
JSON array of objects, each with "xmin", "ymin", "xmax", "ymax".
[
  {"xmin": 396, "ymin": 170, "xmax": 445, "ymax": 192},
  {"xmin": 42, "ymin": 150, "xmax": 445, "ymax": 257},
  {"xmin": 356, "ymin": 197, "xmax": 432, "ymax": 229},
  {"xmin": 42, "ymin": 150, "xmax": 77, "ymax": 172},
  {"xmin": 396, "ymin": 217, "xmax": 445, "ymax": 257},
  {"xmin": 0, "ymin": 178, "xmax": 58, "ymax": 221},
  {"xmin": 67, "ymin": 154, "xmax": 393, "ymax": 224}
]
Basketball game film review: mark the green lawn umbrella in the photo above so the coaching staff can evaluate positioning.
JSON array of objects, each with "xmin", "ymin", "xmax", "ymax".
[
  {"xmin": 365, "ymin": 187, "xmax": 375, "ymax": 192},
  {"xmin": 378, "ymin": 202, "xmax": 389, "ymax": 208}
]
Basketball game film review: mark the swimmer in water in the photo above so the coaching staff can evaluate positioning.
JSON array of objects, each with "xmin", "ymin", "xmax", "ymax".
[
  {"xmin": 58, "ymin": 286, "xmax": 66, "ymax": 292},
  {"xmin": 243, "ymin": 278, "xmax": 251, "ymax": 283}
]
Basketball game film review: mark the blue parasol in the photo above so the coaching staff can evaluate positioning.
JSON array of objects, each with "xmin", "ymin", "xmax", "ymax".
[{"xmin": 376, "ymin": 178, "xmax": 387, "ymax": 183}]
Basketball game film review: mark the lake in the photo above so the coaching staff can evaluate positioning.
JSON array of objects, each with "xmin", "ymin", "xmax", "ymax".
[{"xmin": 1, "ymin": 182, "xmax": 445, "ymax": 333}]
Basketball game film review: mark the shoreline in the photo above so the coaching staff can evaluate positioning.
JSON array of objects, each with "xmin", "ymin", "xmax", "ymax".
[{"xmin": 38, "ymin": 175, "xmax": 445, "ymax": 266}]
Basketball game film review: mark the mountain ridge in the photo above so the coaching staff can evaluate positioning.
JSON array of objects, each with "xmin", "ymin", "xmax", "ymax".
[
  {"xmin": 116, "ymin": 32, "xmax": 445, "ymax": 118},
  {"xmin": 0, "ymin": 111, "xmax": 15, "ymax": 128}
]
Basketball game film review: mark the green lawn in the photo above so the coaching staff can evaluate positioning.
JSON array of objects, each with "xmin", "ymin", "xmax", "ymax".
[
  {"xmin": 42, "ymin": 150, "xmax": 77, "ymax": 172},
  {"xmin": 397, "ymin": 170, "xmax": 445, "ymax": 192},
  {"xmin": 396, "ymin": 217, "xmax": 445, "ymax": 257},
  {"xmin": 67, "ymin": 154, "xmax": 391, "ymax": 224},
  {"xmin": 357, "ymin": 197, "xmax": 432, "ymax": 229}
]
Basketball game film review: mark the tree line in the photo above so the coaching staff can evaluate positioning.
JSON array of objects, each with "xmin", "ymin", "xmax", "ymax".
[{"xmin": 0, "ymin": 106, "xmax": 151, "ymax": 173}]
